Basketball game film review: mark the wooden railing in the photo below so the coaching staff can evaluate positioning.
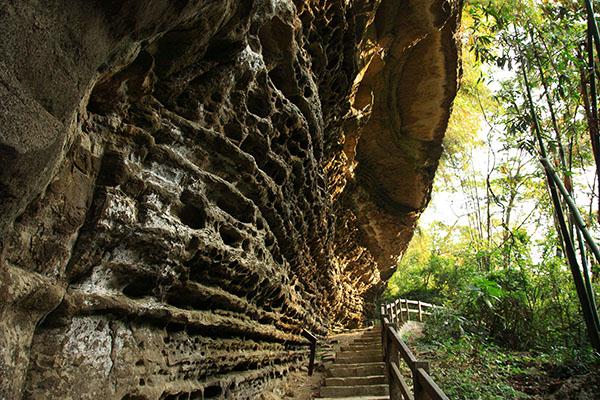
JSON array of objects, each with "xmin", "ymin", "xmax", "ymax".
[
  {"xmin": 380, "ymin": 299, "xmax": 449, "ymax": 400},
  {"xmin": 302, "ymin": 328, "xmax": 317, "ymax": 376},
  {"xmin": 384, "ymin": 298, "xmax": 441, "ymax": 323}
]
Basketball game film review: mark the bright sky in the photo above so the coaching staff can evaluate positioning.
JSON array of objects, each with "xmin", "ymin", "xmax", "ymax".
[
  {"xmin": 419, "ymin": 59, "xmax": 599, "ymax": 262},
  {"xmin": 420, "ymin": 65, "xmax": 514, "ymax": 227}
]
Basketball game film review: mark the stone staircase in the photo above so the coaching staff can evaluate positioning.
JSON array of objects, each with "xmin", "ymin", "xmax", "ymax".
[{"xmin": 316, "ymin": 328, "xmax": 389, "ymax": 400}]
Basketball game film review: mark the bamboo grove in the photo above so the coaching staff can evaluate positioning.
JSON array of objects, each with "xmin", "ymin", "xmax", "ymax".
[{"xmin": 388, "ymin": 0, "xmax": 600, "ymax": 355}]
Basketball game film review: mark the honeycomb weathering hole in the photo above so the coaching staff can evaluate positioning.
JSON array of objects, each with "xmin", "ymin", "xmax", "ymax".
[{"xmin": 177, "ymin": 203, "xmax": 207, "ymax": 230}]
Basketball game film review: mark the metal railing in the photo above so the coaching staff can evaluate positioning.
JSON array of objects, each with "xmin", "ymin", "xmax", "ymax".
[{"xmin": 380, "ymin": 299, "xmax": 448, "ymax": 400}]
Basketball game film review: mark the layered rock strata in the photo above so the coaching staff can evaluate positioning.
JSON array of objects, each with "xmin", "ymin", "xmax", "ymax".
[{"xmin": 0, "ymin": 0, "xmax": 460, "ymax": 398}]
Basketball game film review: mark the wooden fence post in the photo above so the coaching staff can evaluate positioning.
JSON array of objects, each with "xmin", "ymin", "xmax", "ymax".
[
  {"xmin": 381, "ymin": 306, "xmax": 387, "ymax": 363},
  {"xmin": 399, "ymin": 299, "xmax": 403, "ymax": 321},
  {"xmin": 413, "ymin": 360, "xmax": 430, "ymax": 400},
  {"xmin": 405, "ymin": 299, "xmax": 410, "ymax": 321},
  {"xmin": 389, "ymin": 339, "xmax": 401, "ymax": 400},
  {"xmin": 385, "ymin": 325, "xmax": 393, "ymax": 383},
  {"xmin": 399, "ymin": 301, "xmax": 404, "ymax": 324},
  {"xmin": 302, "ymin": 329, "xmax": 317, "ymax": 376},
  {"xmin": 418, "ymin": 301, "xmax": 423, "ymax": 322}
]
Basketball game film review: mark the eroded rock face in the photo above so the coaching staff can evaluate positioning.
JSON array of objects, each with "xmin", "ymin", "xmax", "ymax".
[{"xmin": 0, "ymin": 0, "xmax": 460, "ymax": 398}]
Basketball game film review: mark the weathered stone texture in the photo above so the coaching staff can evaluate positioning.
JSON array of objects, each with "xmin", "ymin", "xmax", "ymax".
[{"xmin": 0, "ymin": 0, "xmax": 460, "ymax": 398}]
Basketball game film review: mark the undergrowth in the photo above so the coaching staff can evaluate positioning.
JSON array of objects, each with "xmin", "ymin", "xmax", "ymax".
[{"xmin": 403, "ymin": 310, "xmax": 599, "ymax": 400}]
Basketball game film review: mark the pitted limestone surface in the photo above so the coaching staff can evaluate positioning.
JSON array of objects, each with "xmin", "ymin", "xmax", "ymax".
[{"xmin": 0, "ymin": 0, "xmax": 460, "ymax": 398}]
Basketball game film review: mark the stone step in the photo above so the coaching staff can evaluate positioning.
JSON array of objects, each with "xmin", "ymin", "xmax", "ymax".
[
  {"xmin": 336, "ymin": 348, "xmax": 383, "ymax": 359},
  {"xmin": 318, "ymin": 397, "xmax": 389, "ymax": 400},
  {"xmin": 357, "ymin": 333, "xmax": 380, "ymax": 337},
  {"xmin": 358, "ymin": 339, "xmax": 381, "ymax": 344},
  {"xmin": 320, "ymin": 384, "xmax": 389, "ymax": 398},
  {"xmin": 354, "ymin": 336, "xmax": 381, "ymax": 341},
  {"xmin": 354, "ymin": 338, "xmax": 381, "ymax": 343},
  {"xmin": 337, "ymin": 349, "xmax": 383, "ymax": 356},
  {"xmin": 342, "ymin": 342, "xmax": 382, "ymax": 348},
  {"xmin": 360, "ymin": 331, "xmax": 381, "ymax": 337},
  {"xmin": 345, "ymin": 340, "xmax": 382, "ymax": 345},
  {"xmin": 352, "ymin": 343, "xmax": 381, "ymax": 348},
  {"xmin": 325, "ymin": 375, "xmax": 387, "ymax": 386},
  {"xmin": 336, "ymin": 353, "xmax": 383, "ymax": 364},
  {"xmin": 327, "ymin": 362, "xmax": 385, "ymax": 378},
  {"xmin": 340, "ymin": 345, "xmax": 382, "ymax": 352},
  {"xmin": 336, "ymin": 346, "xmax": 382, "ymax": 357}
]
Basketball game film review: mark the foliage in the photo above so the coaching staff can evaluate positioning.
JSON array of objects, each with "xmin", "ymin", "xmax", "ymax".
[
  {"xmin": 411, "ymin": 315, "xmax": 598, "ymax": 399},
  {"xmin": 386, "ymin": 0, "xmax": 600, "ymax": 356},
  {"xmin": 387, "ymin": 224, "xmax": 593, "ymax": 351}
]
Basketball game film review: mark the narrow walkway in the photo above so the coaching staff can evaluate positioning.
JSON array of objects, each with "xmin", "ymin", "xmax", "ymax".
[{"xmin": 316, "ymin": 328, "xmax": 388, "ymax": 400}]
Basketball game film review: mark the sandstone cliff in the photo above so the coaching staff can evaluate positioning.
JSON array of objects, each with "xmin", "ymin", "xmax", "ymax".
[{"xmin": 0, "ymin": 0, "xmax": 461, "ymax": 398}]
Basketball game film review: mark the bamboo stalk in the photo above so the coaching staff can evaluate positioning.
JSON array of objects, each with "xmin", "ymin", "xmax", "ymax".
[
  {"xmin": 584, "ymin": 0, "xmax": 600, "ymax": 61},
  {"xmin": 540, "ymin": 158, "xmax": 600, "ymax": 265},
  {"xmin": 518, "ymin": 33, "xmax": 600, "ymax": 350}
]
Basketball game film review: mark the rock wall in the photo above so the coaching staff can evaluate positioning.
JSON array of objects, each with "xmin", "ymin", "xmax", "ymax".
[{"xmin": 0, "ymin": 0, "xmax": 461, "ymax": 398}]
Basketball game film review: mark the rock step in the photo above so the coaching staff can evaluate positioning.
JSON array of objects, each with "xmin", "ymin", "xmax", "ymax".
[
  {"xmin": 342, "ymin": 342, "xmax": 382, "ymax": 348},
  {"xmin": 327, "ymin": 362, "xmax": 385, "ymax": 378},
  {"xmin": 339, "ymin": 347, "xmax": 382, "ymax": 353},
  {"xmin": 325, "ymin": 375, "xmax": 387, "ymax": 386},
  {"xmin": 345, "ymin": 340, "xmax": 381, "ymax": 345},
  {"xmin": 337, "ymin": 346, "xmax": 382, "ymax": 355},
  {"xmin": 357, "ymin": 333, "xmax": 380, "ymax": 337},
  {"xmin": 337, "ymin": 349, "xmax": 383, "ymax": 356},
  {"xmin": 334, "ymin": 358, "xmax": 383, "ymax": 365},
  {"xmin": 340, "ymin": 345, "xmax": 382, "ymax": 352},
  {"xmin": 354, "ymin": 338, "xmax": 381, "ymax": 343},
  {"xmin": 352, "ymin": 343, "xmax": 381, "ymax": 348},
  {"xmin": 320, "ymin": 384, "xmax": 389, "ymax": 398},
  {"xmin": 336, "ymin": 353, "xmax": 383, "ymax": 364},
  {"xmin": 360, "ymin": 331, "xmax": 381, "ymax": 337},
  {"xmin": 318, "ymin": 397, "xmax": 389, "ymax": 400}
]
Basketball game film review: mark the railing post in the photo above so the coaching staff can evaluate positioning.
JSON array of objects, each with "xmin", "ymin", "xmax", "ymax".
[
  {"xmin": 405, "ymin": 299, "xmax": 410, "ymax": 321},
  {"xmin": 308, "ymin": 338, "xmax": 316, "ymax": 376},
  {"xmin": 413, "ymin": 360, "xmax": 430, "ymax": 400},
  {"xmin": 385, "ymin": 325, "xmax": 393, "ymax": 382},
  {"xmin": 401, "ymin": 299, "xmax": 405, "ymax": 321},
  {"xmin": 380, "ymin": 305, "xmax": 387, "ymax": 362},
  {"xmin": 398, "ymin": 298, "xmax": 402, "ymax": 321},
  {"xmin": 399, "ymin": 298, "xmax": 403, "ymax": 321},
  {"xmin": 302, "ymin": 329, "xmax": 317, "ymax": 376},
  {"xmin": 388, "ymin": 337, "xmax": 401, "ymax": 400},
  {"xmin": 418, "ymin": 300, "xmax": 423, "ymax": 322}
]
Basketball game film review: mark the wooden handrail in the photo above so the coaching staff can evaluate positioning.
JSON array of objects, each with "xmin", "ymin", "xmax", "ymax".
[
  {"xmin": 380, "ymin": 300, "xmax": 449, "ymax": 400},
  {"xmin": 417, "ymin": 368, "xmax": 449, "ymax": 400},
  {"xmin": 391, "ymin": 361, "xmax": 413, "ymax": 400},
  {"xmin": 302, "ymin": 329, "xmax": 317, "ymax": 376},
  {"xmin": 388, "ymin": 298, "xmax": 440, "ymax": 322}
]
